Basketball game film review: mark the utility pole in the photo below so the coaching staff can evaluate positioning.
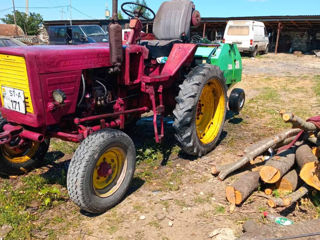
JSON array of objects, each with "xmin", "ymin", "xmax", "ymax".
[
  {"xmin": 60, "ymin": 8, "xmax": 65, "ymax": 20},
  {"xmin": 11, "ymin": 0, "xmax": 18, "ymax": 36},
  {"xmin": 26, "ymin": 0, "xmax": 29, "ymax": 16},
  {"xmin": 69, "ymin": 0, "xmax": 72, "ymax": 25}
]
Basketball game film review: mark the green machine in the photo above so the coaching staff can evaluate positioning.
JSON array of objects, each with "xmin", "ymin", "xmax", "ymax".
[{"xmin": 195, "ymin": 43, "xmax": 245, "ymax": 113}]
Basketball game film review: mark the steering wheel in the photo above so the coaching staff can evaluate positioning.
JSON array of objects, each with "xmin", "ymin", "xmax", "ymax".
[{"xmin": 121, "ymin": 2, "xmax": 156, "ymax": 21}]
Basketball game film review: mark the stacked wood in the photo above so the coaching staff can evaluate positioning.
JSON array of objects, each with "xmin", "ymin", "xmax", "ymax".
[
  {"xmin": 225, "ymin": 171, "xmax": 260, "ymax": 205},
  {"xmin": 275, "ymin": 169, "xmax": 298, "ymax": 192},
  {"xmin": 259, "ymin": 149, "xmax": 295, "ymax": 184},
  {"xmin": 217, "ymin": 112, "xmax": 320, "ymax": 209},
  {"xmin": 212, "ymin": 128, "xmax": 301, "ymax": 180},
  {"xmin": 267, "ymin": 186, "xmax": 309, "ymax": 208}
]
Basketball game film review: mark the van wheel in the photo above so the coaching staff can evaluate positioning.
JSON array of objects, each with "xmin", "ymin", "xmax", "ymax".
[{"xmin": 251, "ymin": 46, "xmax": 258, "ymax": 57}]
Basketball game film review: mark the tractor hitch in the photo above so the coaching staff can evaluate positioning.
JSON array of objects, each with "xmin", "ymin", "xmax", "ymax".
[{"xmin": 0, "ymin": 124, "xmax": 45, "ymax": 145}]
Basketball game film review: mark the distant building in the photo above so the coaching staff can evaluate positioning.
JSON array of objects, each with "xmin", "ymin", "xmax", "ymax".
[{"xmin": 44, "ymin": 15, "xmax": 320, "ymax": 53}]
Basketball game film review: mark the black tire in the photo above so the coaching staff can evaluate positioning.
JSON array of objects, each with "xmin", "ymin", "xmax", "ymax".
[
  {"xmin": 228, "ymin": 88, "xmax": 245, "ymax": 114},
  {"xmin": 0, "ymin": 139, "xmax": 49, "ymax": 175},
  {"xmin": 173, "ymin": 64, "xmax": 227, "ymax": 157},
  {"xmin": 251, "ymin": 46, "xmax": 258, "ymax": 57},
  {"xmin": 0, "ymin": 115, "xmax": 49, "ymax": 175},
  {"xmin": 67, "ymin": 129, "xmax": 136, "ymax": 213}
]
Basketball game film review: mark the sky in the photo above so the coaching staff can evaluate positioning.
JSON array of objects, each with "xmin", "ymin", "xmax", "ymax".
[{"xmin": 0, "ymin": 0, "xmax": 319, "ymax": 21}]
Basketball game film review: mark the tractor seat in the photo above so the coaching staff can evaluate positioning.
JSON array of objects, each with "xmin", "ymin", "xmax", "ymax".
[{"xmin": 141, "ymin": 0, "xmax": 194, "ymax": 59}]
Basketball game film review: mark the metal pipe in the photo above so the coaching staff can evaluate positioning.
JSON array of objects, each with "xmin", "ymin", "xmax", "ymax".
[
  {"xmin": 74, "ymin": 107, "xmax": 149, "ymax": 124},
  {"xmin": 20, "ymin": 130, "xmax": 45, "ymax": 142}
]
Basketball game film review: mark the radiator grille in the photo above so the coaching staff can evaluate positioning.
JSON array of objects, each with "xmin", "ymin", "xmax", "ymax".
[{"xmin": 0, "ymin": 54, "xmax": 34, "ymax": 113}]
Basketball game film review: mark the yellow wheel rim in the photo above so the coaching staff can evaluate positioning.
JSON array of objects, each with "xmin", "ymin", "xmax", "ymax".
[
  {"xmin": 93, "ymin": 147, "xmax": 127, "ymax": 198},
  {"xmin": 196, "ymin": 78, "xmax": 226, "ymax": 145},
  {"xmin": 1, "ymin": 141, "xmax": 40, "ymax": 164}
]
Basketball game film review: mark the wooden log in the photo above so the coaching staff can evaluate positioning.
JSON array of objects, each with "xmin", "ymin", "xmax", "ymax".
[
  {"xmin": 296, "ymin": 144, "xmax": 318, "ymax": 168},
  {"xmin": 245, "ymin": 135, "xmax": 297, "ymax": 155},
  {"xmin": 275, "ymin": 169, "xmax": 298, "ymax": 192},
  {"xmin": 300, "ymin": 162, "xmax": 320, "ymax": 191},
  {"xmin": 264, "ymin": 188, "xmax": 273, "ymax": 195},
  {"xmin": 267, "ymin": 186, "xmax": 309, "ymax": 208},
  {"xmin": 281, "ymin": 113, "xmax": 317, "ymax": 132},
  {"xmin": 259, "ymin": 149, "xmax": 295, "ymax": 184},
  {"xmin": 215, "ymin": 129, "xmax": 301, "ymax": 180},
  {"xmin": 296, "ymin": 144, "xmax": 320, "ymax": 190},
  {"xmin": 225, "ymin": 171, "xmax": 260, "ymax": 205}
]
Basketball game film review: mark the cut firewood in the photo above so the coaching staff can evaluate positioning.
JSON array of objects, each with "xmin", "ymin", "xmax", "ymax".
[
  {"xmin": 264, "ymin": 188, "xmax": 273, "ymax": 195},
  {"xmin": 225, "ymin": 171, "xmax": 260, "ymax": 205},
  {"xmin": 296, "ymin": 144, "xmax": 320, "ymax": 190},
  {"xmin": 259, "ymin": 149, "xmax": 295, "ymax": 184},
  {"xmin": 244, "ymin": 135, "xmax": 297, "ymax": 155},
  {"xmin": 281, "ymin": 112, "xmax": 317, "ymax": 132},
  {"xmin": 267, "ymin": 186, "xmax": 309, "ymax": 208},
  {"xmin": 296, "ymin": 144, "xmax": 318, "ymax": 169},
  {"xmin": 300, "ymin": 161, "xmax": 320, "ymax": 191},
  {"xmin": 275, "ymin": 169, "xmax": 298, "ymax": 192},
  {"xmin": 214, "ymin": 129, "xmax": 301, "ymax": 180},
  {"xmin": 211, "ymin": 162, "xmax": 234, "ymax": 175}
]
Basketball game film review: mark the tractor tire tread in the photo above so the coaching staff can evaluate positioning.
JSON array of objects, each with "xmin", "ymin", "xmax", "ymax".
[{"xmin": 173, "ymin": 64, "xmax": 227, "ymax": 157}]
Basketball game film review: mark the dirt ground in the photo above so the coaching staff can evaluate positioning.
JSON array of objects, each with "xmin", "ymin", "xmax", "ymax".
[{"xmin": 2, "ymin": 53, "xmax": 320, "ymax": 240}]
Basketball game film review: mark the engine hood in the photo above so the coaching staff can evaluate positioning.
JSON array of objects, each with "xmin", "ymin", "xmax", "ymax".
[{"xmin": 0, "ymin": 43, "xmax": 113, "ymax": 74}]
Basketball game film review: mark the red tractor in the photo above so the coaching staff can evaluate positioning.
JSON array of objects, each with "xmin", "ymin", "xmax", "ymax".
[{"xmin": 0, "ymin": 0, "xmax": 244, "ymax": 213}]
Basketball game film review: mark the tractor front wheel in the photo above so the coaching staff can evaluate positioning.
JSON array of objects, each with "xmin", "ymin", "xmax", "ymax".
[
  {"xmin": 67, "ymin": 129, "xmax": 136, "ymax": 213},
  {"xmin": 173, "ymin": 64, "xmax": 227, "ymax": 156}
]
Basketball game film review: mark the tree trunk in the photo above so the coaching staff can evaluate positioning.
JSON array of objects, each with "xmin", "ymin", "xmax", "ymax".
[
  {"xmin": 225, "ymin": 171, "xmax": 260, "ymax": 205},
  {"xmin": 275, "ymin": 169, "xmax": 298, "ymax": 192},
  {"xmin": 268, "ymin": 186, "xmax": 309, "ymax": 208},
  {"xmin": 259, "ymin": 149, "xmax": 295, "ymax": 184},
  {"xmin": 296, "ymin": 144, "xmax": 320, "ymax": 190},
  {"xmin": 281, "ymin": 113, "xmax": 317, "ymax": 132},
  {"xmin": 215, "ymin": 129, "xmax": 301, "ymax": 180}
]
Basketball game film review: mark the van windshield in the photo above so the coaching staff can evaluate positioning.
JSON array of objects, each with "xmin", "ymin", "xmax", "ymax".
[
  {"xmin": 80, "ymin": 26, "xmax": 106, "ymax": 36},
  {"xmin": 227, "ymin": 26, "xmax": 249, "ymax": 36}
]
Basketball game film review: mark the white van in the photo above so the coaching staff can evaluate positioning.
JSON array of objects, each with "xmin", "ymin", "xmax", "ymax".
[{"xmin": 223, "ymin": 20, "xmax": 269, "ymax": 57}]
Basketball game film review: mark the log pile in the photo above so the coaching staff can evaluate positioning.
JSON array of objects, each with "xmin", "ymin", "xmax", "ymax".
[{"xmin": 212, "ymin": 112, "xmax": 320, "ymax": 208}]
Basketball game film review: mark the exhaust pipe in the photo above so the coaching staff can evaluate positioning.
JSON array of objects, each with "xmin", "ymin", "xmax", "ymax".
[
  {"xmin": 109, "ymin": 0, "xmax": 123, "ymax": 71},
  {"xmin": 20, "ymin": 130, "xmax": 45, "ymax": 142}
]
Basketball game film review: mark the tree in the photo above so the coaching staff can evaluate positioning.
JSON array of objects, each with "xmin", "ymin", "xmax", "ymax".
[
  {"xmin": 1, "ymin": 10, "xmax": 43, "ymax": 35},
  {"xmin": 130, "ymin": 0, "xmax": 151, "ymax": 19},
  {"xmin": 118, "ymin": 11, "xmax": 124, "ymax": 20}
]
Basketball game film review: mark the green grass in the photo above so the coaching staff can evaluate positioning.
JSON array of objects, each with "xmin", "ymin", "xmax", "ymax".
[
  {"xmin": 214, "ymin": 205, "xmax": 225, "ymax": 214},
  {"xmin": 313, "ymin": 75, "xmax": 320, "ymax": 97},
  {"xmin": 0, "ymin": 175, "xmax": 68, "ymax": 239}
]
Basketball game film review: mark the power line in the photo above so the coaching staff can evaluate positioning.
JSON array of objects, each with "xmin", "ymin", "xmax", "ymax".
[
  {"xmin": 0, "ymin": 7, "xmax": 13, "ymax": 12},
  {"xmin": 15, "ymin": 5, "xmax": 69, "ymax": 9},
  {"xmin": 71, "ymin": 6, "xmax": 95, "ymax": 19}
]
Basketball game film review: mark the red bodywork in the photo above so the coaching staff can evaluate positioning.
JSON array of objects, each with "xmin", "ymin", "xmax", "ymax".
[{"xmin": 0, "ymin": 28, "xmax": 197, "ymax": 144}]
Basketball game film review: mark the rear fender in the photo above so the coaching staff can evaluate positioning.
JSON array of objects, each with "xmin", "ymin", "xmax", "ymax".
[{"xmin": 162, "ymin": 44, "xmax": 197, "ymax": 76}]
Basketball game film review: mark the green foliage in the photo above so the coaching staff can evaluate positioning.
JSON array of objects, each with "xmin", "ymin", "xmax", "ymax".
[
  {"xmin": 0, "ymin": 175, "xmax": 68, "ymax": 239},
  {"xmin": 118, "ymin": 11, "xmax": 124, "ymax": 20},
  {"xmin": 215, "ymin": 205, "xmax": 226, "ymax": 214},
  {"xmin": 1, "ymin": 10, "xmax": 43, "ymax": 35},
  {"xmin": 130, "ymin": 0, "xmax": 151, "ymax": 19},
  {"xmin": 272, "ymin": 189, "xmax": 280, "ymax": 198}
]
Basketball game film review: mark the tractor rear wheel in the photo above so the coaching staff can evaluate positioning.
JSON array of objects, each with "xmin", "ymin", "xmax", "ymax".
[
  {"xmin": 173, "ymin": 64, "xmax": 227, "ymax": 156},
  {"xmin": 67, "ymin": 129, "xmax": 136, "ymax": 213},
  {"xmin": 0, "ymin": 116, "xmax": 49, "ymax": 175}
]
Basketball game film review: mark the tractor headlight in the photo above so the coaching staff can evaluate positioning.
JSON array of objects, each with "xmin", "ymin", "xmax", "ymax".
[{"xmin": 52, "ymin": 89, "xmax": 66, "ymax": 104}]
